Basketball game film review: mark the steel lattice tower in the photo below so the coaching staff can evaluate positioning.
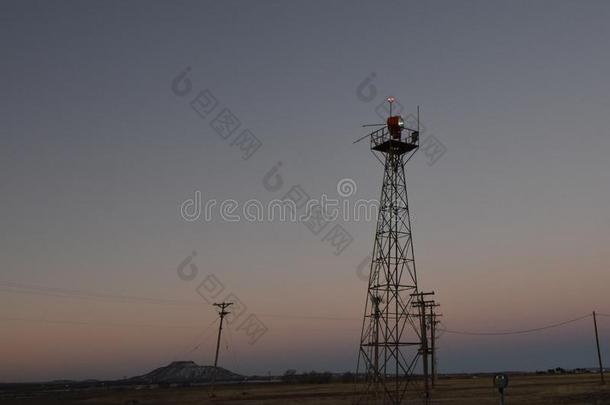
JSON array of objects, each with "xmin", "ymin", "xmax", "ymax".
[{"xmin": 355, "ymin": 99, "xmax": 423, "ymax": 404}]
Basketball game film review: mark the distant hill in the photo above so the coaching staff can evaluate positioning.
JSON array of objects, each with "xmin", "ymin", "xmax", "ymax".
[{"xmin": 128, "ymin": 361, "xmax": 242, "ymax": 384}]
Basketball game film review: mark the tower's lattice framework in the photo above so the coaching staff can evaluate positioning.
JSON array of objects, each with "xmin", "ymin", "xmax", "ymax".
[{"xmin": 355, "ymin": 101, "xmax": 423, "ymax": 404}]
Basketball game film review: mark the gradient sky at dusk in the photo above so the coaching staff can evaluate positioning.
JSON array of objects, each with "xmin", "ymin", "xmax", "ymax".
[{"xmin": 1, "ymin": 0, "xmax": 610, "ymax": 382}]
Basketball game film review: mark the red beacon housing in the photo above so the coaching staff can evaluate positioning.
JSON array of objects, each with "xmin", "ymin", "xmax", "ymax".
[{"xmin": 386, "ymin": 115, "xmax": 404, "ymax": 139}]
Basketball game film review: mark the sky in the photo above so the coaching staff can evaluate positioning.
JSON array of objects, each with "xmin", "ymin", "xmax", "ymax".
[{"xmin": 1, "ymin": 0, "xmax": 610, "ymax": 382}]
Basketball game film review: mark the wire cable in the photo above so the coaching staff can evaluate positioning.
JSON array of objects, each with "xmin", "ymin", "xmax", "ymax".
[
  {"xmin": 438, "ymin": 314, "xmax": 592, "ymax": 336},
  {"xmin": 2, "ymin": 282, "xmax": 607, "ymax": 333},
  {"xmin": 596, "ymin": 313, "xmax": 610, "ymax": 317},
  {"xmin": 0, "ymin": 316, "xmax": 202, "ymax": 329},
  {"xmin": 0, "ymin": 282, "xmax": 360, "ymax": 321},
  {"xmin": 0, "ymin": 282, "xmax": 205, "ymax": 307},
  {"xmin": 174, "ymin": 317, "xmax": 220, "ymax": 360}
]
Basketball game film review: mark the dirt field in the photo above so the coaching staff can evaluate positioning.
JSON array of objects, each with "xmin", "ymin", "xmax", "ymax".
[{"xmin": 2, "ymin": 374, "xmax": 609, "ymax": 404}]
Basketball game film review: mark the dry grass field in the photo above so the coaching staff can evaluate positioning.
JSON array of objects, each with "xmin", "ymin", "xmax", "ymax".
[{"xmin": 2, "ymin": 374, "xmax": 610, "ymax": 404}]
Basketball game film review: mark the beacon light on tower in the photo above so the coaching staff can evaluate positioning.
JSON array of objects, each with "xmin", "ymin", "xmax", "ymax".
[
  {"xmin": 386, "ymin": 116, "xmax": 404, "ymax": 139},
  {"xmin": 354, "ymin": 97, "xmax": 420, "ymax": 152}
]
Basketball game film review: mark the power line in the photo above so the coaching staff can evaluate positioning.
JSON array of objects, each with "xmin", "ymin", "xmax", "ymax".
[
  {"xmin": 177, "ymin": 317, "xmax": 220, "ymax": 357},
  {"xmin": 0, "ymin": 282, "xmax": 360, "ymax": 321},
  {"xmin": 222, "ymin": 324, "xmax": 242, "ymax": 375},
  {"xmin": 1, "ymin": 312, "xmax": 602, "ymax": 336},
  {"xmin": 438, "ymin": 314, "xmax": 592, "ymax": 336},
  {"xmin": 0, "ymin": 282, "xmax": 205, "ymax": 307},
  {"xmin": 257, "ymin": 313, "xmax": 359, "ymax": 321},
  {"xmin": 0, "ymin": 316, "xmax": 202, "ymax": 329},
  {"xmin": 3, "ymin": 282, "xmax": 609, "ymax": 332}
]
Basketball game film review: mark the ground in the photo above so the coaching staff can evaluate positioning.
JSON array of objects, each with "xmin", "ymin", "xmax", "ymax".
[{"xmin": 2, "ymin": 374, "xmax": 609, "ymax": 404}]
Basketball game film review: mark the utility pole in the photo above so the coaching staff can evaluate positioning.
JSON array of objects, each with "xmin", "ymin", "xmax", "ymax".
[
  {"xmin": 372, "ymin": 295, "xmax": 381, "ymax": 386},
  {"xmin": 209, "ymin": 302, "xmax": 233, "ymax": 397},
  {"xmin": 430, "ymin": 310, "xmax": 436, "ymax": 387},
  {"xmin": 419, "ymin": 297, "xmax": 429, "ymax": 403},
  {"xmin": 411, "ymin": 291, "xmax": 436, "ymax": 404},
  {"xmin": 593, "ymin": 311, "xmax": 605, "ymax": 385},
  {"xmin": 430, "ymin": 307, "xmax": 442, "ymax": 387}
]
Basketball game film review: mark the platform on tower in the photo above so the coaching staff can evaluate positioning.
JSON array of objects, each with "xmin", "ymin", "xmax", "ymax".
[{"xmin": 370, "ymin": 127, "xmax": 419, "ymax": 155}]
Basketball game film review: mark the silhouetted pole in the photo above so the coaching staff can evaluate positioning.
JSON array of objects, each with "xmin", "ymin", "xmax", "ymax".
[
  {"xmin": 373, "ymin": 296, "xmax": 381, "ymax": 384},
  {"xmin": 412, "ymin": 292, "xmax": 434, "ymax": 403},
  {"xmin": 593, "ymin": 311, "xmax": 605, "ymax": 385},
  {"xmin": 431, "ymin": 311, "xmax": 437, "ymax": 387},
  {"xmin": 430, "ymin": 308, "xmax": 443, "ymax": 388},
  {"xmin": 419, "ymin": 296, "xmax": 429, "ymax": 403},
  {"xmin": 411, "ymin": 291, "xmax": 437, "ymax": 403},
  {"xmin": 210, "ymin": 302, "xmax": 232, "ymax": 397}
]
